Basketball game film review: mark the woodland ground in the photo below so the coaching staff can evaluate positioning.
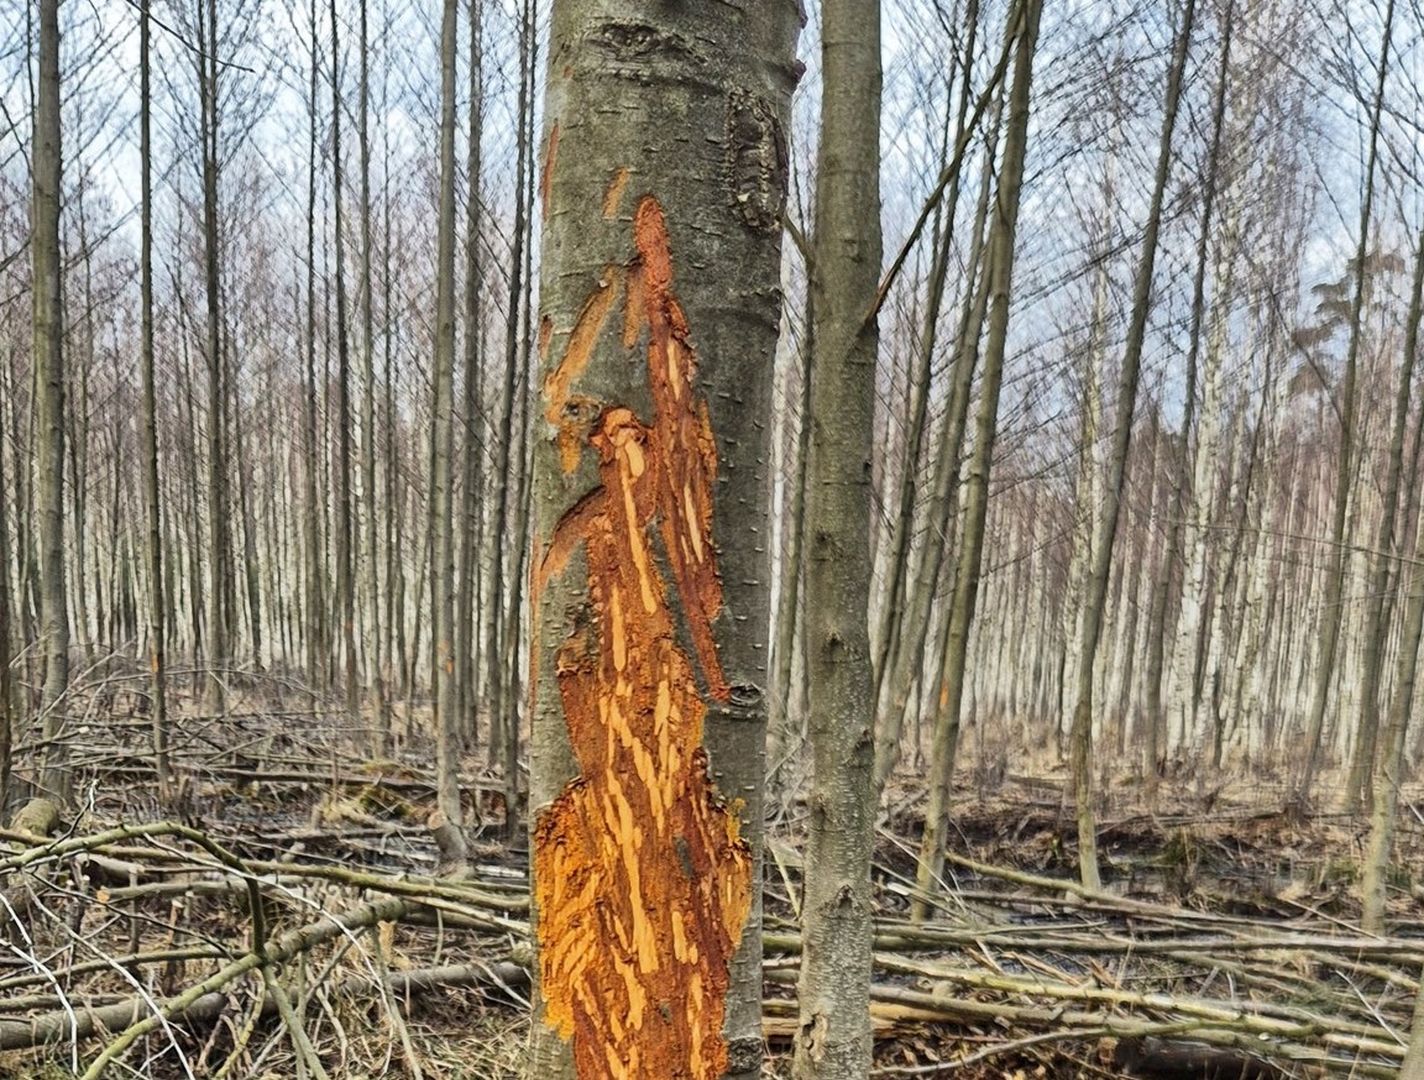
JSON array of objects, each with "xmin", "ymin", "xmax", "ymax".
[{"xmin": 2, "ymin": 676, "xmax": 1421, "ymax": 1079}]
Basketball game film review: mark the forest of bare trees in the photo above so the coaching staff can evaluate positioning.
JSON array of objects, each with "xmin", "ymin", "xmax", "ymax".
[{"xmin": 5, "ymin": 0, "xmax": 1424, "ymax": 1076}]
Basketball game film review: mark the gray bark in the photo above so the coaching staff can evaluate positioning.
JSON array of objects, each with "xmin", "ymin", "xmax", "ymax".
[{"xmin": 793, "ymin": 0, "xmax": 885, "ymax": 1074}]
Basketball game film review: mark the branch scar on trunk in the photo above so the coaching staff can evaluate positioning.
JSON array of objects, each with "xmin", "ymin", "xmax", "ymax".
[{"xmin": 534, "ymin": 195, "xmax": 750, "ymax": 1080}]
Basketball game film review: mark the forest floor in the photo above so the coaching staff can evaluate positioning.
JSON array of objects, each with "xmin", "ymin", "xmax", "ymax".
[{"xmin": 2, "ymin": 680, "xmax": 1421, "ymax": 1078}]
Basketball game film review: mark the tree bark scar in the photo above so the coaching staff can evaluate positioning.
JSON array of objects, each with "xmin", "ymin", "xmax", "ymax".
[
  {"xmin": 534, "ymin": 195, "xmax": 751, "ymax": 1079},
  {"xmin": 604, "ymin": 166, "xmax": 632, "ymax": 220},
  {"xmin": 542, "ymin": 123, "xmax": 561, "ymax": 222},
  {"xmin": 726, "ymin": 91, "xmax": 788, "ymax": 233}
]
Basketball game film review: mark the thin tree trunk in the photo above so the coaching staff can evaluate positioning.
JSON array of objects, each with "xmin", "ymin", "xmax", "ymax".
[
  {"xmin": 456, "ymin": 0, "xmax": 485, "ymax": 754},
  {"xmin": 303, "ymin": 0, "xmax": 326, "ymax": 689},
  {"xmin": 33, "ymin": 0, "xmax": 70, "ymax": 801},
  {"xmin": 430, "ymin": 0, "xmax": 468, "ymax": 868},
  {"xmin": 198, "ymin": 0, "xmax": 231, "ymax": 714},
  {"xmin": 0, "ymin": 366, "xmax": 12, "ymax": 806},
  {"xmin": 1069, "ymin": 0, "xmax": 1195, "ymax": 890},
  {"xmin": 502, "ymin": 0, "xmax": 537, "ymax": 841},
  {"xmin": 140, "ymin": 0, "xmax": 169, "ymax": 800},
  {"xmin": 1142, "ymin": 0, "xmax": 1230, "ymax": 790},
  {"xmin": 768, "ymin": 320, "xmax": 813, "ymax": 791},
  {"xmin": 1295, "ymin": 0, "xmax": 1395, "ymax": 805},
  {"xmin": 527, "ymin": 3, "xmax": 799, "ymax": 1076},
  {"xmin": 794, "ymin": 0, "xmax": 885, "ymax": 1074},
  {"xmin": 484, "ymin": 0, "xmax": 533, "ymax": 767},
  {"xmin": 359, "ymin": 0, "xmax": 388, "ymax": 755},
  {"xmin": 1346, "ymin": 221, "xmax": 1424, "ymax": 808},
  {"xmin": 330, "ymin": 0, "xmax": 359, "ymax": 721},
  {"xmin": 911, "ymin": 0, "xmax": 1039, "ymax": 921}
]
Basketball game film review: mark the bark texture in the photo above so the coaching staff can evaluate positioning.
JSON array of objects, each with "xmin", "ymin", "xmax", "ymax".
[
  {"xmin": 529, "ymin": 4, "xmax": 800, "ymax": 1077},
  {"xmin": 793, "ymin": 0, "xmax": 884, "ymax": 1074}
]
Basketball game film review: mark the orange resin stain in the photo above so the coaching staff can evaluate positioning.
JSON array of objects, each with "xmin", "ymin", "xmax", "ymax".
[{"xmin": 534, "ymin": 196, "xmax": 751, "ymax": 1080}]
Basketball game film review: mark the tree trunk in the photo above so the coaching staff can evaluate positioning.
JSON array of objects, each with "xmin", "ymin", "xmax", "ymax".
[
  {"xmin": 1295, "ymin": 0, "xmax": 1394, "ymax": 805},
  {"xmin": 140, "ymin": 0, "xmax": 170, "ymax": 800},
  {"xmin": 484, "ymin": 0, "xmax": 533, "ymax": 766},
  {"xmin": 33, "ymin": 0, "xmax": 71, "ymax": 802},
  {"xmin": 359, "ymin": 0, "xmax": 388, "ymax": 755},
  {"xmin": 1069, "ymin": 0, "xmax": 1196, "ymax": 889},
  {"xmin": 199, "ymin": 0, "xmax": 230, "ymax": 715},
  {"xmin": 912, "ymin": 0, "xmax": 1040, "ymax": 920},
  {"xmin": 1404, "ymin": 973, "xmax": 1424, "ymax": 1079},
  {"xmin": 767, "ymin": 329, "xmax": 811, "ymax": 790},
  {"xmin": 430, "ymin": 0, "xmax": 468, "ymax": 868},
  {"xmin": 330, "ymin": 0, "xmax": 359, "ymax": 721},
  {"xmin": 0, "ymin": 359, "xmax": 12, "ymax": 806},
  {"xmin": 303, "ymin": 0, "xmax": 327, "ymax": 689},
  {"xmin": 456, "ymin": 0, "xmax": 486, "ymax": 754},
  {"xmin": 1346, "ymin": 219, "xmax": 1424, "ymax": 808},
  {"xmin": 793, "ymin": 0, "xmax": 885, "ymax": 1075},
  {"xmin": 527, "ymin": 3, "xmax": 800, "ymax": 1076}
]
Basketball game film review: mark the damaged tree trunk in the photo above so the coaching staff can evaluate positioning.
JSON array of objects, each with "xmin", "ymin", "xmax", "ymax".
[{"xmin": 528, "ymin": 4, "xmax": 801, "ymax": 1078}]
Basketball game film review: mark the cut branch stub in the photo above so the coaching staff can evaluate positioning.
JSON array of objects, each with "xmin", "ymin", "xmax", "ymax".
[{"xmin": 534, "ymin": 195, "xmax": 751, "ymax": 1079}]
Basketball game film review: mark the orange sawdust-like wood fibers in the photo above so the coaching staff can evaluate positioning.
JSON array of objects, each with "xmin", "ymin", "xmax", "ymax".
[{"xmin": 534, "ymin": 196, "xmax": 751, "ymax": 1080}]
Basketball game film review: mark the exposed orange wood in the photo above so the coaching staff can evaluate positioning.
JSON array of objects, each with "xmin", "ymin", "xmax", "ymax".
[
  {"xmin": 544, "ymin": 268, "xmax": 623, "ymax": 475},
  {"xmin": 534, "ymin": 195, "xmax": 750, "ymax": 1079},
  {"xmin": 603, "ymin": 166, "xmax": 631, "ymax": 219}
]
